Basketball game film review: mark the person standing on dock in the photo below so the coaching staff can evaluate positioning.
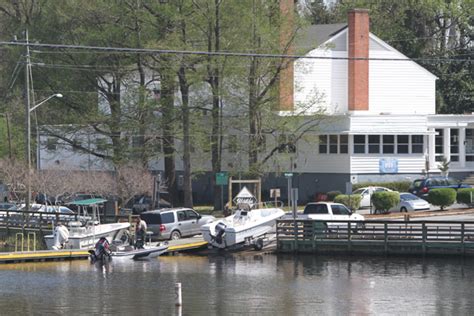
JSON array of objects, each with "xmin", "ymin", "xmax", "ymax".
[{"xmin": 135, "ymin": 217, "xmax": 147, "ymax": 249}]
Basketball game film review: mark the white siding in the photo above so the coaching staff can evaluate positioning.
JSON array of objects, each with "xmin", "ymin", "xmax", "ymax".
[
  {"xmin": 350, "ymin": 115, "xmax": 429, "ymax": 134},
  {"xmin": 369, "ymin": 50, "xmax": 436, "ymax": 115},
  {"xmin": 293, "ymin": 30, "xmax": 437, "ymax": 115},
  {"xmin": 351, "ymin": 156, "xmax": 426, "ymax": 174}
]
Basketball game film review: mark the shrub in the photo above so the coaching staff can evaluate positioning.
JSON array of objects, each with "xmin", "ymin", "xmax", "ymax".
[
  {"xmin": 334, "ymin": 194, "xmax": 361, "ymax": 211},
  {"xmin": 371, "ymin": 191, "xmax": 400, "ymax": 214},
  {"xmin": 456, "ymin": 188, "xmax": 474, "ymax": 205},
  {"xmin": 428, "ymin": 188, "xmax": 456, "ymax": 211},
  {"xmin": 326, "ymin": 191, "xmax": 342, "ymax": 201},
  {"xmin": 352, "ymin": 181, "xmax": 411, "ymax": 192}
]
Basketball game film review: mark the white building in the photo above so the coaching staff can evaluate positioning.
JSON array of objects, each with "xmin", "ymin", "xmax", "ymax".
[{"xmin": 39, "ymin": 8, "xmax": 474, "ymax": 203}]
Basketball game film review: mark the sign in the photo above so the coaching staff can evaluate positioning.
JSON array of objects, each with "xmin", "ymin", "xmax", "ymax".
[
  {"xmin": 270, "ymin": 188, "xmax": 281, "ymax": 198},
  {"xmin": 284, "ymin": 173, "xmax": 293, "ymax": 178},
  {"xmin": 350, "ymin": 175, "xmax": 358, "ymax": 184},
  {"xmin": 379, "ymin": 158, "xmax": 398, "ymax": 173},
  {"xmin": 215, "ymin": 172, "xmax": 228, "ymax": 186}
]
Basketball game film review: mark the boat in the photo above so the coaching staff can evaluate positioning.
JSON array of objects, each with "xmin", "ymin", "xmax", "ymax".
[
  {"xmin": 201, "ymin": 187, "xmax": 285, "ymax": 250},
  {"xmin": 44, "ymin": 198, "xmax": 131, "ymax": 250},
  {"xmin": 89, "ymin": 242, "xmax": 168, "ymax": 262}
]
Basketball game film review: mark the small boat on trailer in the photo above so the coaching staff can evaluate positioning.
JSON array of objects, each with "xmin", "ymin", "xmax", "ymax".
[{"xmin": 201, "ymin": 187, "xmax": 285, "ymax": 250}]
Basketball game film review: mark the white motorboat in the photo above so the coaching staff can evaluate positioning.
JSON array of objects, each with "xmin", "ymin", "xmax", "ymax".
[
  {"xmin": 45, "ymin": 221, "xmax": 131, "ymax": 250},
  {"xmin": 201, "ymin": 187, "xmax": 285, "ymax": 250},
  {"xmin": 89, "ymin": 243, "xmax": 168, "ymax": 261},
  {"xmin": 44, "ymin": 198, "xmax": 131, "ymax": 250}
]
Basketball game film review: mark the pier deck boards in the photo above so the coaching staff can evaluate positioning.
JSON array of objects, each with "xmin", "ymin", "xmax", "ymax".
[{"xmin": 0, "ymin": 238, "xmax": 209, "ymax": 264}]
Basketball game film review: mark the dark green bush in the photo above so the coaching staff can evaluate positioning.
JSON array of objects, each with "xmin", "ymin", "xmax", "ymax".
[
  {"xmin": 334, "ymin": 194, "xmax": 361, "ymax": 211},
  {"xmin": 326, "ymin": 191, "xmax": 342, "ymax": 201},
  {"xmin": 428, "ymin": 188, "xmax": 456, "ymax": 211},
  {"xmin": 456, "ymin": 188, "xmax": 474, "ymax": 205},
  {"xmin": 352, "ymin": 181, "xmax": 411, "ymax": 192},
  {"xmin": 371, "ymin": 191, "xmax": 400, "ymax": 214}
]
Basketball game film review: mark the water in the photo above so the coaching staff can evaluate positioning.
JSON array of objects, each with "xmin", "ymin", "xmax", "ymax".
[{"xmin": 1, "ymin": 254, "xmax": 473, "ymax": 315}]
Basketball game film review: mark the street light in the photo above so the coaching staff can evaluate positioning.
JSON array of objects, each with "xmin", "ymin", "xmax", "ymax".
[{"xmin": 26, "ymin": 93, "xmax": 63, "ymax": 209}]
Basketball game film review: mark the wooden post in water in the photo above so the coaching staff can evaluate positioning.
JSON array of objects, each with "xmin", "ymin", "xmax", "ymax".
[
  {"xmin": 384, "ymin": 223, "xmax": 388, "ymax": 254},
  {"xmin": 422, "ymin": 223, "xmax": 427, "ymax": 255},
  {"xmin": 461, "ymin": 223, "xmax": 465, "ymax": 255},
  {"xmin": 175, "ymin": 282, "xmax": 182, "ymax": 306}
]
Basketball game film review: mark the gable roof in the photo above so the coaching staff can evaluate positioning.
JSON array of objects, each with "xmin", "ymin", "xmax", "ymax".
[{"xmin": 295, "ymin": 23, "xmax": 346, "ymax": 54}]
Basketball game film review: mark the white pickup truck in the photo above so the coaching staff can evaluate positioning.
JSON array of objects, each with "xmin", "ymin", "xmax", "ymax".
[{"xmin": 285, "ymin": 202, "xmax": 365, "ymax": 231}]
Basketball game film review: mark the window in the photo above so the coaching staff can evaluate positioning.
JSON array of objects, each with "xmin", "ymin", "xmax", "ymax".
[
  {"xmin": 160, "ymin": 212, "xmax": 175, "ymax": 224},
  {"xmin": 397, "ymin": 135, "xmax": 409, "ymax": 154},
  {"xmin": 354, "ymin": 135, "xmax": 365, "ymax": 154},
  {"xmin": 329, "ymin": 135, "xmax": 338, "ymax": 154},
  {"xmin": 177, "ymin": 211, "xmax": 187, "ymax": 221},
  {"xmin": 331, "ymin": 205, "xmax": 351, "ymax": 215},
  {"xmin": 450, "ymin": 129, "xmax": 459, "ymax": 162},
  {"xmin": 46, "ymin": 138, "xmax": 58, "ymax": 151},
  {"xmin": 368, "ymin": 135, "xmax": 380, "ymax": 154},
  {"xmin": 435, "ymin": 129, "xmax": 443, "ymax": 161},
  {"xmin": 467, "ymin": 129, "xmax": 474, "ymax": 161},
  {"xmin": 278, "ymin": 134, "xmax": 296, "ymax": 153},
  {"xmin": 383, "ymin": 135, "xmax": 394, "ymax": 154},
  {"xmin": 319, "ymin": 135, "xmax": 327, "ymax": 154},
  {"xmin": 186, "ymin": 210, "xmax": 198, "ymax": 219},
  {"xmin": 411, "ymin": 135, "xmax": 423, "ymax": 154},
  {"xmin": 304, "ymin": 204, "xmax": 328, "ymax": 214},
  {"xmin": 340, "ymin": 135, "xmax": 348, "ymax": 154}
]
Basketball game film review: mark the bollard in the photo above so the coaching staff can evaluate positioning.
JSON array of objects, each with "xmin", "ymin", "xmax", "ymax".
[{"xmin": 175, "ymin": 283, "xmax": 182, "ymax": 306}]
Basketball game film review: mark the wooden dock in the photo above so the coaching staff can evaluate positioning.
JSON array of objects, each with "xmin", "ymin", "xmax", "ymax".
[
  {"xmin": 0, "ymin": 238, "xmax": 209, "ymax": 264},
  {"xmin": 277, "ymin": 219, "xmax": 474, "ymax": 257}
]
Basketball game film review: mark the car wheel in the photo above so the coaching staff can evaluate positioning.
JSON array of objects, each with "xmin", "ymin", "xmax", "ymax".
[
  {"xmin": 170, "ymin": 230, "xmax": 181, "ymax": 240},
  {"xmin": 400, "ymin": 207, "xmax": 407, "ymax": 213}
]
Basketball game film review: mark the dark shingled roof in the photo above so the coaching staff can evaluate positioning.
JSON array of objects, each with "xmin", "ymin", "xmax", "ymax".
[{"xmin": 295, "ymin": 23, "xmax": 347, "ymax": 53}]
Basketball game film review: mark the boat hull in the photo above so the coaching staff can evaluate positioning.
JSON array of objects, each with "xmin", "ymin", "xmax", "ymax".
[
  {"xmin": 201, "ymin": 207, "xmax": 284, "ymax": 249},
  {"xmin": 45, "ymin": 223, "xmax": 131, "ymax": 250}
]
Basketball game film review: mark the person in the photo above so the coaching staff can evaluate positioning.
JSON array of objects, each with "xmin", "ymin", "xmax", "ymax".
[
  {"xmin": 93, "ymin": 237, "xmax": 111, "ymax": 260},
  {"xmin": 135, "ymin": 217, "xmax": 147, "ymax": 249}
]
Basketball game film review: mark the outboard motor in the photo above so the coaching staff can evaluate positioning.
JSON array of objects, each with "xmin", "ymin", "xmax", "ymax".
[
  {"xmin": 89, "ymin": 237, "xmax": 112, "ymax": 263},
  {"xmin": 52, "ymin": 224, "xmax": 70, "ymax": 250},
  {"xmin": 213, "ymin": 222, "xmax": 227, "ymax": 244}
]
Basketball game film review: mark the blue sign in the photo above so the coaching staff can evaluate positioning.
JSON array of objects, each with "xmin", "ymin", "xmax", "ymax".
[{"xmin": 379, "ymin": 158, "xmax": 398, "ymax": 173}]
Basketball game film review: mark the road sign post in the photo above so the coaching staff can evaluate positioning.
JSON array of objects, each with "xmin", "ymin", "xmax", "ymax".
[
  {"xmin": 285, "ymin": 173, "xmax": 293, "ymax": 208},
  {"xmin": 216, "ymin": 172, "xmax": 228, "ymax": 211}
]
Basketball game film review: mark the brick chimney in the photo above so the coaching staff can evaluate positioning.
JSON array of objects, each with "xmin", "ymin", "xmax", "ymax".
[
  {"xmin": 278, "ymin": 0, "xmax": 294, "ymax": 111},
  {"xmin": 348, "ymin": 9, "xmax": 369, "ymax": 111}
]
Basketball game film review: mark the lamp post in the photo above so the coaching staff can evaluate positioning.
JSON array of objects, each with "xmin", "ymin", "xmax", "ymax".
[{"xmin": 25, "ymin": 93, "xmax": 63, "ymax": 209}]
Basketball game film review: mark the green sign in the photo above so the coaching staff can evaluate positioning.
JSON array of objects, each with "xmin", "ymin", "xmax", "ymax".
[
  {"xmin": 216, "ymin": 172, "xmax": 228, "ymax": 185},
  {"xmin": 284, "ymin": 173, "xmax": 293, "ymax": 178}
]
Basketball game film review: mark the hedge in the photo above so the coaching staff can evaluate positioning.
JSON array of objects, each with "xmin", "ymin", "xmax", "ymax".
[
  {"xmin": 371, "ymin": 191, "xmax": 400, "ymax": 214},
  {"xmin": 326, "ymin": 191, "xmax": 342, "ymax": 201},
  {"xmin": 428, "ymin": 188, "xmax": 456, "ymax": 211},
  {"xmin": 334, "ymin": 194, "xmax": 361, "ymax": 211},
  {"xmin": 456, "ymin": 188, "xmax": 474, "ymax": 205},
  {"xmin": 352, "ymin": 181, "xmax": 411, "ymax": 192}
]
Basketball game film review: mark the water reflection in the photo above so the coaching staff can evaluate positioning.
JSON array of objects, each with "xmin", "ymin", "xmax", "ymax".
[{"xmin": 0, "ymin": 255, "xmax": 473, "ymax": 314}]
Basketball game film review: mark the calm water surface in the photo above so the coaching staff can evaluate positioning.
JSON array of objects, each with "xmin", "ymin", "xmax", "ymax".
[{"xmin": 0, "ymin": 254, "xmax": 473, "ymax": 315}]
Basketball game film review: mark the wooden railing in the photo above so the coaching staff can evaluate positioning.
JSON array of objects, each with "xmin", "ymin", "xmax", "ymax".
[{"xmin": 276, "ymin": 219, "xmax": 474, "ymax": 256}]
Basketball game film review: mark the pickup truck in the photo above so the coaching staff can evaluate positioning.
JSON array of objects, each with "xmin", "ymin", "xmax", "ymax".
[{"xmin": 284, "ymin": 202, "xmax": 365, "ymax": 231}]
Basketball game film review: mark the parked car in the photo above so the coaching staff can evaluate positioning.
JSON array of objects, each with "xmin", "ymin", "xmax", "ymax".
[
  {"xmin": 286, "ymin": 202, "xmax": 365, "ymax": 231},
  {"xmin": 352, "ymin": 186, "xmax": 393, "ymax": 208},
  {"xmin": 388, "ymin": 193, "xmax": 431, "ymax": 213},
  {"xmin": 128, "ymin": 195, "xmax": 172, "ymax": 214},
  {"xmin": 408, "ymin": 177, "xmax": 471, "ymax": 199},
  {"xmin": 140, "ymin": 208, "xmax": 216, "ymax": 240},
  {"xmin": 0, "ymin": 202, "xmax": 18, "ymax": 211}
]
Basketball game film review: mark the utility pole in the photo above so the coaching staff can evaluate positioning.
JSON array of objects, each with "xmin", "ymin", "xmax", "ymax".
[{"xmin": 24, "ymin": 29, "xmax": 31, "ymax": 210}]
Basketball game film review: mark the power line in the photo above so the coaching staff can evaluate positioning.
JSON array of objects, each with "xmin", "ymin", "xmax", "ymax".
[{"xmin": 0, "ymin": 41, "xmax": 472, "ymax": 63}]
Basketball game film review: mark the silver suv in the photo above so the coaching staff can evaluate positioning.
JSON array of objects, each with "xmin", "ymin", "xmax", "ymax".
[{"xmin": 140, "ymin": 208, "xmax": 216, "ymax": 240}]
